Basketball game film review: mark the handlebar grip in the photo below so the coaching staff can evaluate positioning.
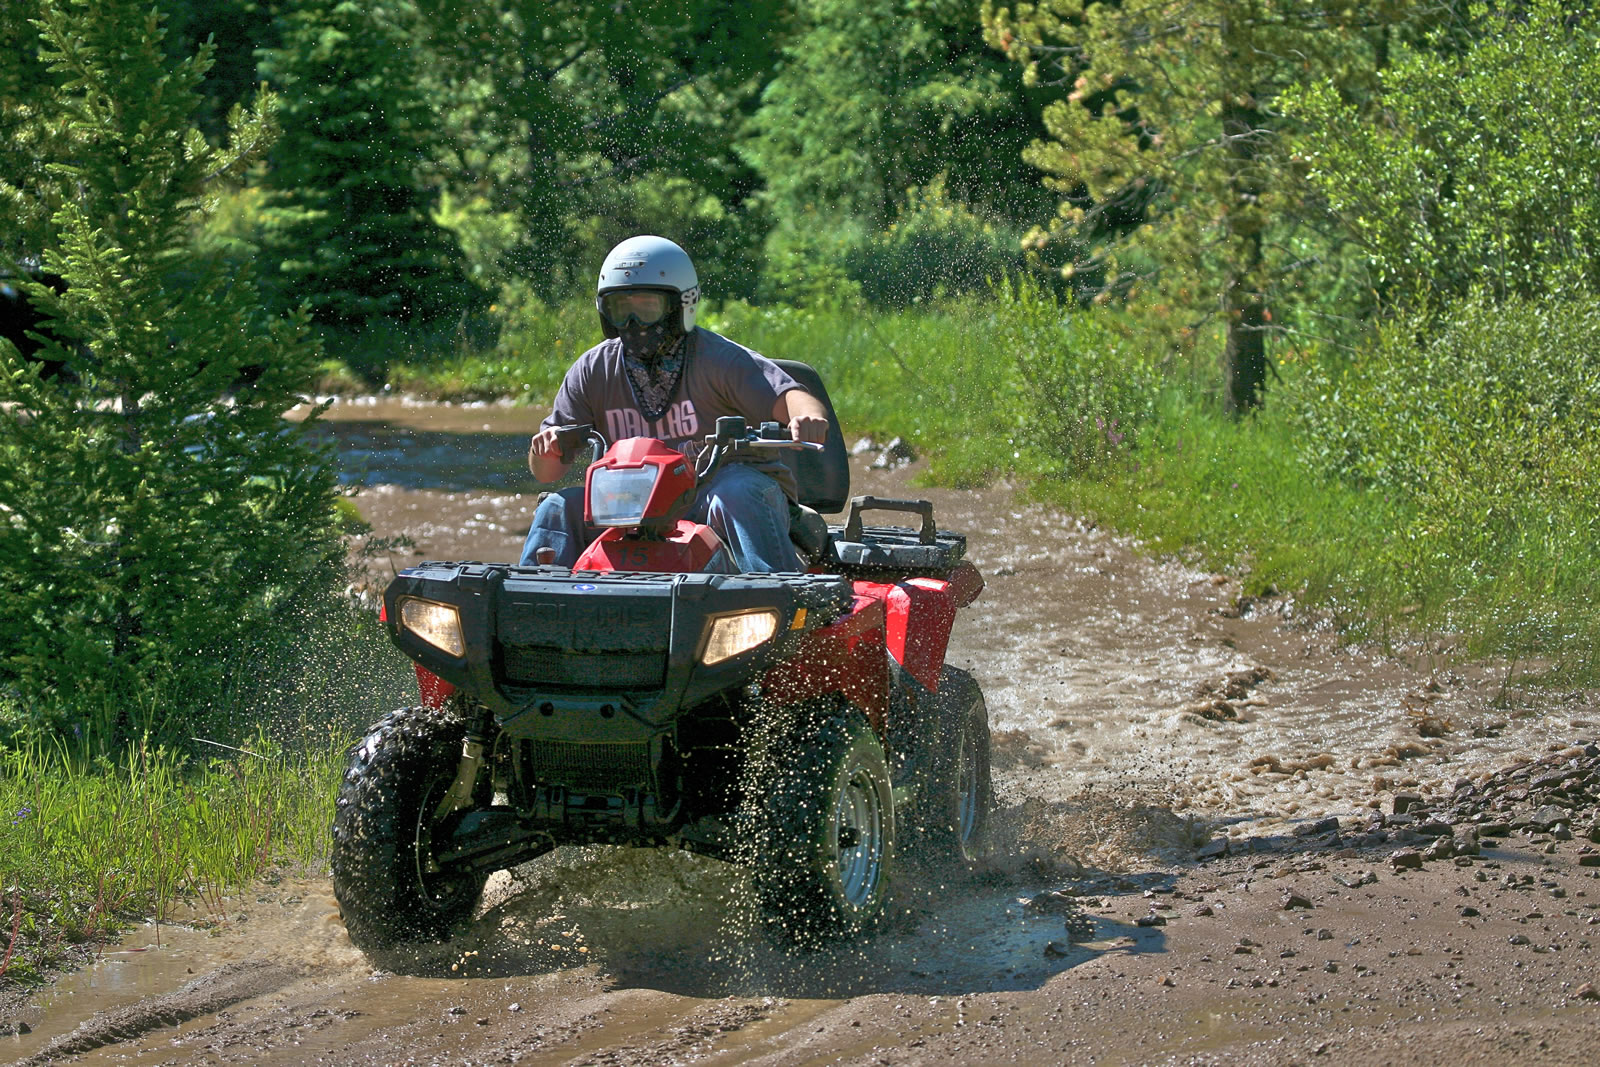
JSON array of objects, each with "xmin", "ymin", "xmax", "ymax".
[{"xmin": 549, "ymin": 423, "xmax": 595, "ymax": 465}]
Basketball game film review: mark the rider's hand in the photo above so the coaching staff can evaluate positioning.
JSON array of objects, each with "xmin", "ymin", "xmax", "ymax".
[
  {"xmin": 528, "ymin": 427, "xmax": 563, "ymax": 459},
  {"xmin": 528, "ymin": 426, "xmax": 571, "ymax": 483},
  {"xmin": 787, "ymin": 413, "xmax": 829, "ymax": 445}
]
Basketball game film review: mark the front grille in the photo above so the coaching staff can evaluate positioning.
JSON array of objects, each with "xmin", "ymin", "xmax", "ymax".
[
  {"xmin": 501, "ymin": 644, "xmax": 665, "ymax": 688},
  {"xmin": 521, "ymin": 739, "xmax": 652, "ymax": 792}
]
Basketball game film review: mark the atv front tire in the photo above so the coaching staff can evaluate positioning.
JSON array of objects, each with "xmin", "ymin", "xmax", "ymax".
[
  {"xmin": 750, "ymin": 700, "xmax": 894, "ymax": 945},
  {"xmin": 919, "ymin": 667, "xmax": 993, "ymax": 865},
  {"xmin": 331, "ymin": 706, "xmax": 488, "ymax": 953}
]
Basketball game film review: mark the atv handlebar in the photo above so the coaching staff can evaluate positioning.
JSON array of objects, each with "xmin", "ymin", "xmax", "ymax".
[
  {"xmin": 695, "ymin": 417, "xmax": 822, "ymax": 481},
  {"xmin": 548, "ymin": 423, "xmax": 606, "ymax": 466}
]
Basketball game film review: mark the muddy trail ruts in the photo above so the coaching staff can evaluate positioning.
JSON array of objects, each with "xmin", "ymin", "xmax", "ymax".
[{"xmin": 7, "ymin": 400, "xmax": 1600, "ymax": 1066}]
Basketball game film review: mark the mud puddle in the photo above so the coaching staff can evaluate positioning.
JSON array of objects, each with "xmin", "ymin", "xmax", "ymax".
[{"xmin": 10, "ymin": 397, "xmax": 1600, "ymax": 1065}]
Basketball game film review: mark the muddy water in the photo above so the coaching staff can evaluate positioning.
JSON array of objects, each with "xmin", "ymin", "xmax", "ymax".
[{"xmin": 9, "ymin": 397, "xmax": 1600, "ymax": 1066}]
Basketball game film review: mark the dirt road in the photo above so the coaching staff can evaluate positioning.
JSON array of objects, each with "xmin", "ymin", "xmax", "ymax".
[{"xmin": 6, "ymin": 400, "xmax": 1600, "ymax": 1065}]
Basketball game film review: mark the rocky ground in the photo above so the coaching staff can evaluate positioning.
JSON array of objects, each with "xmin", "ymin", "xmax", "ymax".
[{"xmin": 5, "ymin": 406, "xmax": 1599, "ymax": 1065}]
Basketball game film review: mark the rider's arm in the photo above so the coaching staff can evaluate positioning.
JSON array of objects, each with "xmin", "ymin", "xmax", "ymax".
[
  {"xmin": 527, "ymin": 427, "xmax": 571, "ymax": 485},
  {"xmin": 529, "ymin": 356, "xmax": 595, "ymax": 484},
  {"xmin": 773, "ymin": 390, "xmax": 829, "ymax": 444}
]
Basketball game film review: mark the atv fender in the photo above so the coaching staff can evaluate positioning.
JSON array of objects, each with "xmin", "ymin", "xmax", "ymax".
[
  {"xmin": 760, "ymin": 594, "xmax": 889, "ymax": 735},
  {"xmin": 853, "ymin": 577, "xmax": 959, "ymax": 693}
]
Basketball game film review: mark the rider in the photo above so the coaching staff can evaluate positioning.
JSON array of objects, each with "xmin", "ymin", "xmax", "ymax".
[{"xmin": 520, "ymin": 235, "xmax": 830, "ymax": 572}]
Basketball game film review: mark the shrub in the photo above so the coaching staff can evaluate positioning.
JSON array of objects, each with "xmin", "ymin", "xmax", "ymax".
[
  {"xmin": 0, "ymin": 0, "xmax": 342, "ymax": 745},
  {"xmin": 846, "ymin": 181, "xmax": 1030, "ymax": 308},
  {"xmin": 1292, "ymin": 294, "xmax": 1600, "ymax": 667},
  {"xmin": 992, "ymin": 276, "xmax": 1162, "ymax": 476}
]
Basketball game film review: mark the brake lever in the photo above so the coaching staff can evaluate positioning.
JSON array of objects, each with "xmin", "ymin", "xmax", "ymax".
[{"xmin": 743, "ymin": 439, "xmax": 825, "ymax": 452}]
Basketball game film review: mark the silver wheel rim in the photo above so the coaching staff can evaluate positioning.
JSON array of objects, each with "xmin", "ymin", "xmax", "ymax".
[
  {"xmin": 833, "ymin": 762, "xmax": 885, "ymax": 907},
  {"xmin": 413, "ymin": 776, "xmax": 470, "ymax": 910},
  {"xmin": 956, "ymin": 712, "xmax": 979, "ymax": 849}
]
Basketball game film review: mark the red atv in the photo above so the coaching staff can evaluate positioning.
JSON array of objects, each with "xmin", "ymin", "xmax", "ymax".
[{"xmin": 330, "ymin": 361, "xmax": 992, "ymax": 953}]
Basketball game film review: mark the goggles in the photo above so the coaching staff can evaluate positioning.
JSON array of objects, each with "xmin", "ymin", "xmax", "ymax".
[{"xmin": 599, "ymin": 288, "xmax": 674, "ymax": 328}]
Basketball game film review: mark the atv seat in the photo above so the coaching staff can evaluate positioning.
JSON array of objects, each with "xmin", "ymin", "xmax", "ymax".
[
  {"xmin": 773, "ymin": 360, "xmax": 849, "ymax": 514},
  {"xmin": 773, "ymin": 360, "xmax": 849, "ymax": 566}
]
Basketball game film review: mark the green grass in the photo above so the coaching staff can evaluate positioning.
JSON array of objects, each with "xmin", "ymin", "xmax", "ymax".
[
  {"xmin": 347, "ymin": 292, "xmax": 1600, "ymax": 685},
  {"xmin": 0, "ymin": 732, "xmax": 349, "ymax": 984},
  {"xmin": 1046, "ymin": 388, "xmax": 1600, "ymax": 683}
]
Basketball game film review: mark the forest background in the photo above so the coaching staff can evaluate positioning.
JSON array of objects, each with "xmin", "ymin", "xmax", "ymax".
[{"xmin": 1, "ymin": 0, "xmax": 1598, "ymax": 979}]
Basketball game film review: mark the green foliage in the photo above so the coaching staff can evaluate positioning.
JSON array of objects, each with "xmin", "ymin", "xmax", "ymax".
[
  {"xmin": 745, "ymin": 0, "xmax": 1049, "ymax": 307},
  {"xmin": 1289, "ymin": 294, "xmax": 1600, "ymax": 672},
  {"xmin": 1283, "ymin": 0, "xmax": 1600, "ymax": 307},
  {"xmin": 1053, "ymin": 388, "xmax": 1415, "ymax": 618},
  {"xmin": 257, "ymin": 0, "xmax": 485, "ymax": 326},
  {"xmin": 745, "ymin": 0, "xmax": 1046, "ymax": 228},
  {"xmin": 0, "ymin": 730, "xmax": 349, "ymax": 981},
  {"xmin": 982, "ymin": 0, "xmax": 1407, "ymax": 407},
  {"xmin": 417, "ymin": 0, "xmax": 787, "ymax": 302},
  {"xmin": 0, "ymin": 0, "xmax": 342, "ymax": 742},
  {"xmin": 988, "ymin": 276, "xmax": 1162, "ymax": 475},
  {"xmin": 847, "ymin": 181, "xmax": 1032, "ymax": 308}
]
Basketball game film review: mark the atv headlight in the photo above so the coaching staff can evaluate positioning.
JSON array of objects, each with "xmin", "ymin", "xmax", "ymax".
[
  {"xmin": 699, "ymin": 609, "xmax": 779, "ymax": 666},
  {"xmin": 398, "ymin": 597, "xmax": 465, "ymax": 658}
]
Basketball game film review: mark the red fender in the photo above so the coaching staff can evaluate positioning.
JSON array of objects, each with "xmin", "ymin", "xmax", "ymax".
[{"xmin": 761, "ymin": 595, "xmax": 889, "ymax": 735}]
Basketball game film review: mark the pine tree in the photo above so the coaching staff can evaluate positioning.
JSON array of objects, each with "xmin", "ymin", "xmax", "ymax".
[
  {"xmin": 983, "ymin": 0, "xmax": 1409, "ymax": 411},
  {"xmin": 0, "ymin": 0, "xmax": 341, "ymax": 742},
  {"xmin": 258, "ymin": 0, "xmax": 482, "ymax": 326}
]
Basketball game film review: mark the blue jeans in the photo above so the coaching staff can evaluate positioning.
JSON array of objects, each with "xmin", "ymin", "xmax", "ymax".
[{"xmin": 519, "ymin": 462, "xmax": 800, "ymax": 573}]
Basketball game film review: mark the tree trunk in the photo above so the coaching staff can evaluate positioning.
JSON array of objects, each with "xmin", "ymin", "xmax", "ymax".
[
  {"xmin": 1224, "ymin": 284, "xmax": 1266, "ymax": 415},
  {"xmin": 1219, "ymin": 20, "xmax": 1268, "ymax": 416}
]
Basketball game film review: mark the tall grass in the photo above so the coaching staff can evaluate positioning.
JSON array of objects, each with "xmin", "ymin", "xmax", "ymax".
[{"xmin": 0, "ymin": 732, "xmax": 348, "ymax": 983}]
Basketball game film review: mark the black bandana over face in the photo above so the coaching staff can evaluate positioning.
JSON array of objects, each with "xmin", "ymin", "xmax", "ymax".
[{"xmin": 620, "ymin": 320, "xmax": 688, "ymax": 422}]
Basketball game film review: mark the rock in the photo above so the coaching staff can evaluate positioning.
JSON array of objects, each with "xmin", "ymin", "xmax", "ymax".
[
  {"xmin": 1588, "ymin": 824, "xmax": 1600, "ymax": 845},
  {"xmin": 1316, "ymin": 928, "xmax": 1333, "ymax": 940},
  {"xmin": 1479, "ymin": 821, "xmax": 1511, "ymax": 836},
  {"xmin": 1460, "ymin": 906, "xmax": 1480, "ymax": 917},
  {"xmin": 869, "ymin": 437, "xmax": 916, "ymax": 470},
  {"xmin": 1281, "ymin": 892, "xmax": 1315, "ymax": 910},
  {"xmin": 1393, "ymin": 792, "xmax": 1424, "ymax": 814},
  {"xmin": 1454, "ymin": 826, "xmax": 1482, "ymax": 856},
  {"xmin": 1023, "ymin": 889, "xmax": 1078, "ymax": 915},
  {"xmin": 1158, "ymin": 975, "xmax": 1176, "ymax": 987},
  {"xmin": 1415, "ymin": 820, "xmax": 1454, "ymax": 837},
  {"xmin": 1136, "ymin": 914, "xmax": 1168, "ymax": 927},
  {"xmin": 1197, "ymin": 838, "xmax": 1230, "ymax": 860},
  {"xmin": 1578, "ymin": 854, "xmax": 1600, "ymax": 868},
  {"xmin": 1531, "ymin": 805, "xmax": 1569, "ymax": 830},
  {"xmin": 1553, "ymin": 824, "xmax": 1574, "ymax": 841},
  {"xmin": 1043, "ymin": 941, "xmax": 1072, "ymax": 959},
  {"xmin": 1576, "ymin": 982, "xmax": 1599, "ymax": 1002},
  {"xmin": 1508, "ymin": 934, "xmax": 1531, "ymax": 946},
  {"xmin": 1295, "ymin": 816, "xmax": 1342, "ymax": 837},
  {"xmin": 1422, "ymin": 837, "xmax": 1456, "ymax": 861},
  {"xmin": 1334, "ymin": 870, "xmax": 1378, "ymax": 889},
  {"xmin": 1390, "ymin": 848, "xmax": 1425, "ymax": 871},
  {"xmin": 1191, "ymin": 903, "xmax": 1215, "ymax": 917}
]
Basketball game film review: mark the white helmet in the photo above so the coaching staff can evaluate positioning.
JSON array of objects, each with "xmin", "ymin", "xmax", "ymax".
[{"xmin": 596, "ymin": 235, "xmax": 700, "ymax": 336}]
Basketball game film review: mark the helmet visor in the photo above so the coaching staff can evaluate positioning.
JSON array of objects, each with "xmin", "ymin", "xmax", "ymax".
[{"xmin": 599, "ymin": 289, "xmax": 673, "ymax": 328}]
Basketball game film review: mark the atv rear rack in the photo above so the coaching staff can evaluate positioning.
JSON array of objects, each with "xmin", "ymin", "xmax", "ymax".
[{"xmin": 826, "ymin": 495, "xmax": 966, "ymax": 574}]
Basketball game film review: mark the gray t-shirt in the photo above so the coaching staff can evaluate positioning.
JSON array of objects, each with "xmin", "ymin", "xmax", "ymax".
[{"xmin": 541, "ymin": 328, "xmax": 803, "ymax": 499}]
